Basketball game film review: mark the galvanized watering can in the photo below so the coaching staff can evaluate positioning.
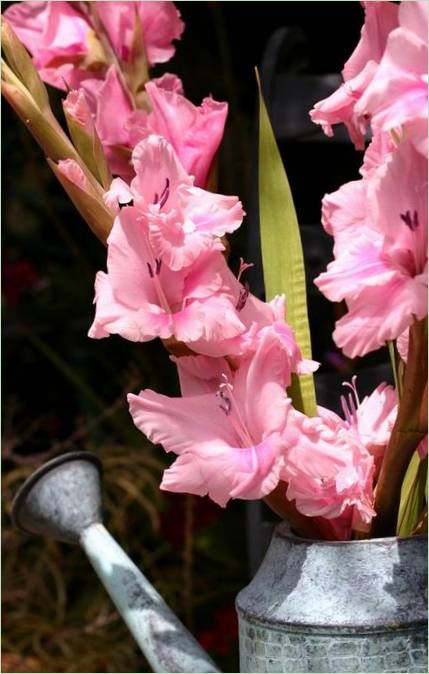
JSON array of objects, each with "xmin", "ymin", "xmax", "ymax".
[
  {"xmin": 12, "ymin": 452, "xmax": 428, "ymax": 673},
  {"xmin": 12, "ymin": 452, "xmax": 219, "ymax": 673}
]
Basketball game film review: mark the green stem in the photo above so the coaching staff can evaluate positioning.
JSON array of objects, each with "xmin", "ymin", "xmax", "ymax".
[{"xmin": 371, "ymin": 319, "xmax": 428, "ymax": 537}]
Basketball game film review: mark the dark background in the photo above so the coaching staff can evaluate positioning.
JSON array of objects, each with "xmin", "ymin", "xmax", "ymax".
[{"xmin": 2, "ymin": 3, "xmax": 371, "ymax": 672}]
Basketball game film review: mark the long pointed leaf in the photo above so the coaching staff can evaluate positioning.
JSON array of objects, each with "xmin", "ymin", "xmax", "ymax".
[
  {"xmin": 257, "ymin": 74, "xmax": 317, "ymax": 416},
  {"xmin": 397, "ymin": 452, "xmax": 427, "ymax": 536}
]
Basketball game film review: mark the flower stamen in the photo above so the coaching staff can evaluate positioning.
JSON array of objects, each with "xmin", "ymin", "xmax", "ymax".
[
  {"xmin": 153, "ymin": 177, "xmax": 170, "ymax": 208},
  {"xmin": 400, "ymin": 209, "xmax": 419, "ymax": 231},
  {"xmin": 236, "ymin": 282, "xmax": 250, "ymax": 311},
  {"xmin": 237, "ymin": 257, "xmax": 254, "ymax": 283},
  {"xmin": 216, "ymin": 374, "xmax": 253, "ymax": 446},
  {"xmin": 341, "ymin": 375, "xmax": 360, "ymax": 425}
]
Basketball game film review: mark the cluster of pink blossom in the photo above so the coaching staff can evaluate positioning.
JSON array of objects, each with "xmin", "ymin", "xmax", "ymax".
[
  {"xmin": 5, "ymin": 1, "xmax": 427, "ymax": 539},
  {"xmin": 5, "ymin": 1, "xmax": 226, "ymax": 186},
  {"xmin": 311, "ymin": 0, "xmax": 428, "ymax": 359}
]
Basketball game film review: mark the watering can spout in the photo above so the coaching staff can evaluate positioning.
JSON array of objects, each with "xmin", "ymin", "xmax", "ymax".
[{"xmin": 12, "ymin": 452, "xmax": 220, "ymax": 673}]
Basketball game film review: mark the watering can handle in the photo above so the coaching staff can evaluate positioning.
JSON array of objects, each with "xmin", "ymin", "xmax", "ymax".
[{"xmin": 81, "ymin": 523, "xmax": 220, "ymax": 673}]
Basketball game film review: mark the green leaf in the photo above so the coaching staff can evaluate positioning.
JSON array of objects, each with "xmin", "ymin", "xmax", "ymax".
[
  {"xmin": 257, "ymin": 73, "xmax": 317, "ymax": 416},
  {"xmin": 397, "ymin": 451, "xmax": 427, "ymax": 536}
]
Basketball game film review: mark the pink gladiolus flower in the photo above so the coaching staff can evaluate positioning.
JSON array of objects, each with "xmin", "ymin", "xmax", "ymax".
[
  {"xmin": 97, "ymin": 1, "xmax": 185, "ymax": 65},
  {"xmin": 282, "ymin": 410, "xmax": 376, "ymax": 530},
  {"xmin": 95, "ymin": 1, "xmax": 184, "ymax": 66},
  {"xmin": 103, "ymin": 135, "xmax": 244, "ymax": 271},
  {"xmin": 186, "ymin": 273, "xmax": 285, "ymax": 358},
  {"xmin": 88, "ymin": 206, "xmax": 244, "ymax": 347},
  {"xmin": 356, "ymin": 1, "xmax": 428, "ymax": 157},
  {"xmin": 4, "ymin": 1, "xmax": 183, "ymax": 90},
  {"xmin": 72, "ymin": 73, "xmax": 228, "ymax": 185},
  {"xmin": 309, "ymin": 1, "xmax": 399, "ymax": 148},
  {"xmin": 315, "ymin": 140, "xmax": 428, "ymax": 357},
  {"xmin": 236, "ymin": 301, "xmax": 319, "ymax": 380},
  {"xmin": 128, "ymin": 331, "xmax": 294, "ymax": 506},
  {"xmin": 171, "ymin": 313, "xmax": 318, "ymax": 398},
  {"xmin": 126, "ymin": 75, "xmax": 228, "ymax": 187},
  {"xmin": 149, "ymin": 72, "xmax": 185, "ymax": 95},
  {"xmin": 184, "ymin": 258, "xmax": 319, "ymax": 369}
]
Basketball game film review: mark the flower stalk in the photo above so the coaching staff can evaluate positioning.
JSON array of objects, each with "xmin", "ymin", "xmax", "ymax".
[{"xmin": 371, "ymin": 318, "xmax": 428, "ymax": 537}]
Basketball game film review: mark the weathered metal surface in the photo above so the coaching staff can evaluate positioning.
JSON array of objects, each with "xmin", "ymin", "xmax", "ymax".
[
  {"xmin": 238, "ymin": 618, "xmax": 427, "ymax": 672},
  {"xmin": 236, "ymin": 522, "xmax": 428, "ymax": 672},
  {"xmin": 12, "ymin": 452, "xmax": 219, "ymax": 673},
  {"xmin": 11, "ymin": 452, "xmax": 103, "ymax": 544},
  {"xmin": 81, "ymin": 523, "xmax": 219, "ymax": 673}
]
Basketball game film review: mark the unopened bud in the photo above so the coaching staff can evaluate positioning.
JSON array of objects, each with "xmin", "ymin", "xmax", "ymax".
[
  {"xmin": 122, "ymin": 9, "xmax": 149, "ymax": 102},
  {"xmin": 1, "ymin": 19, "xmax": 50, "ymax": 112},
  {"xmin": 2, "ymin": 63, "xmax": 79, "ymax": 163},
  {"xmin": 63, "ymin": 89, "xmax": 95, "ymax": 135},
  {"xmin": 48, "ymin": 159, "xmax": 114, "ymax": 245},
  {"xmin": 63, "ymin": 89, "xmax": 112, "ymax": 189}
]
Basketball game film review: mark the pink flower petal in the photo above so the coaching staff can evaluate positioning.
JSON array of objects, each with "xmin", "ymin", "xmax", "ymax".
[
  {"xmin": 283, "ymin": 413, "xmax": 376, "ymax": 524},
  {"xmin": 128, "ymin": 80, "xmax": 228, "ymax": 187},
  {"xmin": 103, "ymin": 178, "xmax": 134, "ymax": 212},
  {"xmin": 128, "ymin": 389, "xmax": 238, "ymax": 455},
  {"xmin": 315, "ymin": 237, "xmax": 394, "ymax": 303},
  {"xmin": 131, "ymin": 134, "xmax": 192, "ymax": 207},
  {"xmin": 161, "ymin": 434, "xmax": 286, "ymax": 506},
  {"xmin": 171, "ymin": 354, "xmax": 232, "ymax": 397},
  {"xmin": 333, "ymin": 273, "xmax": 428, "ymax": 358},
  {"xmin": 88, "ymin": 271, "xmax": 169, "ymax": 341}
]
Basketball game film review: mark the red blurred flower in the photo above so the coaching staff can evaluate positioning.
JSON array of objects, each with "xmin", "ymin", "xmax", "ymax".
[
  {"xmin": 3, "ymin": 257, "xmax": 38, "ymax": 306},
  {"xmin": 197, "ymin": 605, "xmax": 238, "ymax": 657}
]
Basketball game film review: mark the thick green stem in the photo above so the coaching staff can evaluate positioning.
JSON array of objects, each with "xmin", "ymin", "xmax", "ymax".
[{"xmin": 371, "ymin": 318, "xmax": 428, "ymax": 537}]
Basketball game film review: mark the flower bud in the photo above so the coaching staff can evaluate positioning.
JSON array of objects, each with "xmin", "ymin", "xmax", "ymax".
[
  {"xmin": 1, "ymin": 63, "xmax": 79, "ymax": 163},
  {"xmin": 63, "ymin": 90, "xmax": 112, "ymax": 189},
  {"xmin": 48, "ymin": 159, "xmax": 114, "ymax": 245},
  {"xmin": 1, "ymin": 19, "xmax": 50, "ymax": 112}
]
